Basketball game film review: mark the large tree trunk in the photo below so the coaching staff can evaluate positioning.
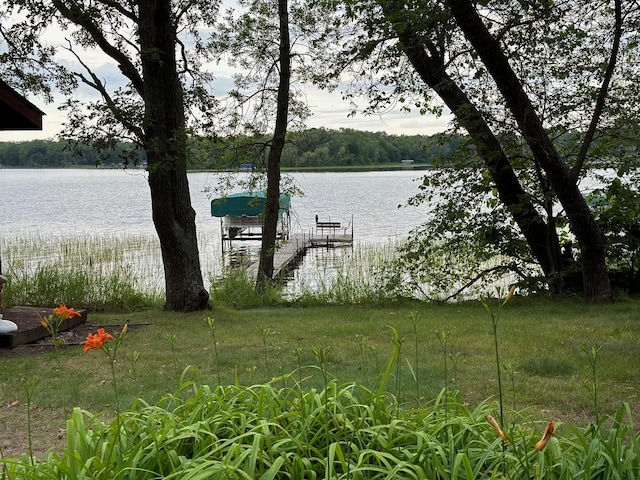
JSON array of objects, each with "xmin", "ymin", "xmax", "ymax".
[
  {"xmin": 138, "ymin": 0, "xmax": 210, "ymax": 310},
  {"xmin": 383, "ymin": 3, "xmax": 565, "ymax": 291},
  {"xmin": 256, "ymin": 0, "xmax": 291, "ymax": 290},
  {"xmin": 446, "ymin": 0, "xmax": 614, "ymax": 303}
]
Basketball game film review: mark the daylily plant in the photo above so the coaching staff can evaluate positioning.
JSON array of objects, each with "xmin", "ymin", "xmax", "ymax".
[
  {"xmin": 36, "ymin": 304, "xmax": 83, "ymax": 415},
  {"xmin": 80, "ymin": 328, "xmax": 114, "ymax": 353},
  {"xmin": 38, "ymin": 303, "xmax": 81, "ymax": 347},
  {"xmin": 81, "ymin": 324, "xmax": 129, "ymax": 449}
]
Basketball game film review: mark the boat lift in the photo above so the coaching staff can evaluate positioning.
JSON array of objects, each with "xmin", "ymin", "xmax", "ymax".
[{"xmin": 211, "ymin": 192, "xmax": 291, "ymax": 252}]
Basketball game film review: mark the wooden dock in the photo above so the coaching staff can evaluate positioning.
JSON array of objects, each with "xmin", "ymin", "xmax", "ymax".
[{"xmin": 246, "ymin": 230, "xmax": 353, "ymax": 281}]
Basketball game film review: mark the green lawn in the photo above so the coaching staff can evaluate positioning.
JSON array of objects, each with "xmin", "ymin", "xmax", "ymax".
[{"xmin": 1, "ymin": 295, "xmax": 639, "ymax": 457}]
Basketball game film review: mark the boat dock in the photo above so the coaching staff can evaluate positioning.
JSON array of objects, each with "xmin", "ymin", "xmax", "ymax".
[
  {"xmin": 246, "ymin": 220, "xmax": 353, "ymax": 281},
  {"xmin": 210, "ymin": 194, "xmax": 353, "ymax": 280}
]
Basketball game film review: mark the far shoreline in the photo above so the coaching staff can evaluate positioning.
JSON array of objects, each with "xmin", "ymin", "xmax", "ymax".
[{"xmin": 0, "ymin": 163, "xmax": 436, "ymax": 173}]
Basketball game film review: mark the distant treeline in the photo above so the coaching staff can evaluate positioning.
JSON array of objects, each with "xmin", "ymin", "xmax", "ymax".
[
  {"xmin": 0, "ymin": 128, "xmax": 465, "ymax": 169},
  {"xmin": 0, "ymin": 139, "xmax": 143, "ymax": 168}
]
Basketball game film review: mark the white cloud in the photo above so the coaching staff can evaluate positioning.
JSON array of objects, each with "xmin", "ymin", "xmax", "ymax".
[{"xmin": 304, "ymin": 86, "xmax": 451, "ymax": 135}]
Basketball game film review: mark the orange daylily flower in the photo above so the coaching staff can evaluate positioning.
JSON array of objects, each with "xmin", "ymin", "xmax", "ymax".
[
  {"xmin": 53, "ymin": 304, "xmax": 81, "ymax": 321},
  {"xmin": 80, "ymin": 328, "xmax": 114, "ymax": 353},
  {"xmin": 535, "ymin": 421, "xmax": 555, "ymax": 451},
  {"xmin": 488, "ymin": 415, "xmax": 507, "ymax": 441}
]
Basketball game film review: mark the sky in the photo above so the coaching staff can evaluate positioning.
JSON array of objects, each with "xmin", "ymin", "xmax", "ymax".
[{"xmin": 1, "ymin": 83, "xmax": 452, "ymax": 143}]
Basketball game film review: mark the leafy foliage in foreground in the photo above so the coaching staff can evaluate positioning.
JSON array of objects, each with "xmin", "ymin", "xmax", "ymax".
[{"xmin": 3, "ymin": 380, "xmax": 639, "ymax": 479}]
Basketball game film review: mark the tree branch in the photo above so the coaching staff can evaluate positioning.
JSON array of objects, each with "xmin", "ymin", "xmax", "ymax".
[
  {"xmin": 571, "ymin": 0, "xmax": 622, "ymax": 179},
  {"xmin": 51, "ymin": 0, "xmax": 144, "ymax": 96},
  {"xmin": 95, "ymin": 0, "xmax": 137, "ymax": 22},
  {"xmin": 63, "ymin": 41, "xmax": 144, "ymax": 139}
]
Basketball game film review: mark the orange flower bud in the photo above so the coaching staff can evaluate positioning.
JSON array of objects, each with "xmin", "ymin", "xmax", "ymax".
[
  {"xmin": 36, "ymin": 312, "xmax": 50, "ymax": 331},
  {"xmin": 501, "ymin": 286, "xmax": 516, "ymax": 306},
  {"xmin": 488, "ymin": 415, "xmax": 507, "ymax": 441},
  {"xmin": 505, "ymin": 286, "xmax": 515, "ymax": 302},
  {"xmin": 535, "ymin": 421, "xmax": 554, "ymax": 451}
]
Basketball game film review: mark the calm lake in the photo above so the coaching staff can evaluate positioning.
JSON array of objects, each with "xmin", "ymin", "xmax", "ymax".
[
  {"xmin": 0, "ymin": 168, "xmax": 429, "ymax": 239},
  {"xmin": 0, "ymin": 169, "xmax": 431, "ymax": 292}
]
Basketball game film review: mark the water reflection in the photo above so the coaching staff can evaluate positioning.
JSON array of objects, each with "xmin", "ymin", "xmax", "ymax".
[{"xmin": 225, "ymin": 244, "xmax": 260, "ymax": 270}]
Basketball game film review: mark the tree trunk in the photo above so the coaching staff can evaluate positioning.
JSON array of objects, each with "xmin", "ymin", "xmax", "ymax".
[
  {"xmin": 256, "ymin": 0, "xmax": 291, "ymax": 290},
  {"xmin": 138, "ymin": 0, "xmax": 210, "ymax": 310},
  {"xmin": 383, "ymin": 3, "xmax": 565, "ymax": 290},
  {"xmin": 446, "ymin": 0, "xmax": 614, "ymax": 302}
]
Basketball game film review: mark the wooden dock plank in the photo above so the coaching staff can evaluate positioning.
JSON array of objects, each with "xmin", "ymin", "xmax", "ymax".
[
  {"xmin": 246, "ymin": 234, "xmax": 310, "ymax": 279},
  {"xmin": 245, "ymin": 232, "xmax": 353, "ymax": 281}
]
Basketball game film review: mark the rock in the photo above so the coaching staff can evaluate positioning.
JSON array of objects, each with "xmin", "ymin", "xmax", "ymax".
[{"xmin": 0, "ymin": 317, "xmax": 18, "ymax": 334}]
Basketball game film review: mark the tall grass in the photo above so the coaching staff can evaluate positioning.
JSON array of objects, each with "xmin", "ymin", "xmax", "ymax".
[
  {"xmin": 1, "ymin": 234, "xmax": 402, "ymax": 309},
  {"xmin": 208, "ymin": 268, "xmax": 284, "ymax": 307},
  {"xmin": 288, "ymin": 241, "xmax": 401, "ymax": 304},
  {"xmin": 1, "ymin": 233, "xmax": 171, "ymax": 310}
]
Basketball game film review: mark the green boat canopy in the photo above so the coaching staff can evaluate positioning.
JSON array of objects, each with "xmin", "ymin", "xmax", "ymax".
[{"xmin": 211, "ymin": 192, "xmax": 291, "ymax": 218}]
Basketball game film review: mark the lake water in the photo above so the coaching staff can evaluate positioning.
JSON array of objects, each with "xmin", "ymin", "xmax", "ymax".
[
  {"xmin": 0, "ymin": 168, "xmax": 431, "ymax": 292},
  {"xmin": 0, "ymin": 168, "xmax": 429, "ymax": 240}
]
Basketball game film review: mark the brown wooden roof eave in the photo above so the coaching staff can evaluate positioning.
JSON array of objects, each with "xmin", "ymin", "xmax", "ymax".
[{"xmin": 0, "ymin": 79, "xmax": 45, "ymax": 130}]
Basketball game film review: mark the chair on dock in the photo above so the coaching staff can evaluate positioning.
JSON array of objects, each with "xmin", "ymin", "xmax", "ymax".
[
  {"xmin": 313, "ymin": 216, "xmax": 353, "ymax": 247},
  {"xmin": 315, "ymin": 220, "xmax": 341, "ymax": 236}
]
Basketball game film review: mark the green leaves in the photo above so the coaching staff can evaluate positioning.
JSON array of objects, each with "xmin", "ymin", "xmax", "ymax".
[
  {"xmin": 8, "ymin": 380, "xmax": 639, "ymax": 478},
  {"xmin": 376, "ymin": 325, "xmax": 401, "ymax": 395}
]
